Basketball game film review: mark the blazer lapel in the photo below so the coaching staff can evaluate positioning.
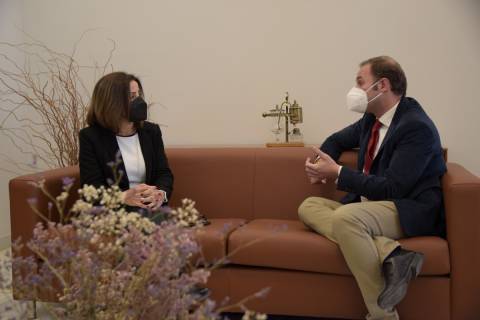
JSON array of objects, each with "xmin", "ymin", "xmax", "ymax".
[
  {"xmin": 358, "ymin": 114, "xmax": 375, "ymax": 171},
  {"xmin": 376, "ymin": 97, "xmax": 407, "ymax": 155},
  {"xmin": 100, "ymin": 127, "xmax": 130, "ymax": 189}
]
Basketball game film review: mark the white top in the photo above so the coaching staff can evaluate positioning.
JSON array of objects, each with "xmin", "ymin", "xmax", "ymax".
[
  {"xmin": 372, "ymin": 100, "xmax": 400, "ymax": 159},
  {"xmin": 116, "ymin": 133, "xmax": 146, "ymax": 189}
]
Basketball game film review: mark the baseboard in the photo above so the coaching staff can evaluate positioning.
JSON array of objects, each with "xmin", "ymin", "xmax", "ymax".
[{"xmin": 0, "ymin": 234, "xmax": 11, "ymax": 250}]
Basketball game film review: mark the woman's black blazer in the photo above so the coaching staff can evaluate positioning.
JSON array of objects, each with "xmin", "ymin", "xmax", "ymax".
[{"xmin": 78, "ymin": 121, "xmax": 174, "ymax": 199}]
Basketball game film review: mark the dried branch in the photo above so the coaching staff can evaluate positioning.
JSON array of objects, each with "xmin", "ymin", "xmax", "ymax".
[{"xmin": 0, "ymin": 32, "xmax": 116, "ymax": 174}]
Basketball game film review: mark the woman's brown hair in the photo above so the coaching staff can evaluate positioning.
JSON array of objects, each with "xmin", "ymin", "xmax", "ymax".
[{"xmin": 86, "ymin": 72, "xmax": 144, "ymax": 133}]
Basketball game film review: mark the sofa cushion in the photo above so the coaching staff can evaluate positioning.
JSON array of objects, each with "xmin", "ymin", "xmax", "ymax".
[
  {"xmin": 228, "ymin": 219, "xmax": 450, "ymax": 276},
  {"xmin": 193, "ymin": 218, "xmax": 246, "ymax": 265}
]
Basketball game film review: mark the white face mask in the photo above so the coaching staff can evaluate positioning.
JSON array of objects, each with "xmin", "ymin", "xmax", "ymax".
[{"xmin": 346, "ymin": 79, "xmax": 383, "ymax": 113}]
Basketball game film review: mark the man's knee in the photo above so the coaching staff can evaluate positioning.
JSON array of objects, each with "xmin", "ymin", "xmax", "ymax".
[
  {"xmin": 298, "ymin": 197, "xmax": 317, "ymax": 221},
  {"xmin": 331, "ymin": 205, "xmax": 366, "ymax": 238}
]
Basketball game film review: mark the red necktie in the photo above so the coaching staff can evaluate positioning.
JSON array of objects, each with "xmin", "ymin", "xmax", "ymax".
[{"xmin": 364, "ymin": 120, "xmax": 382, "ymax": 175}]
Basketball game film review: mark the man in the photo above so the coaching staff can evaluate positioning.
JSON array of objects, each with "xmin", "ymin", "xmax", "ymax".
[{"xmin": 298, "ymin": 56, "xmax": 446, "ymax": 320}]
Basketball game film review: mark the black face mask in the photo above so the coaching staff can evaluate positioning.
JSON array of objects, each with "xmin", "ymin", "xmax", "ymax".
[{"xmin": 129, "ymin": 96, "xmax": 148, "ymax": 122}]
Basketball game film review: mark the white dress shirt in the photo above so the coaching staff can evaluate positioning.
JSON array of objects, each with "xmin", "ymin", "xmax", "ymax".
[
  {"xmin": 116, "ymin": 133, "xmax": 146, "ymax": 189},
  {"xmin": 370, "ymin": 101, "xmax": 400, "ymax": 160},
  {"xmin": 359, "ymin": 101, "xmax": 400, "ymax": 201}
]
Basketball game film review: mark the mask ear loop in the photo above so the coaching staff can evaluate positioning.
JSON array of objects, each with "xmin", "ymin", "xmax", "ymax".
[
  {"xmin": 366, "ymin": 78, "xmax": 384, "ymax": 103},
  {"xmin": 366, "ymin": 78, "xmax": 383, "ymax": 92}
]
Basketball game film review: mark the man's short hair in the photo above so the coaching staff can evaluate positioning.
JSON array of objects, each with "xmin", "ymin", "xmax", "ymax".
[{"xmin": 360, "ymin": 56, "xmax": 407, "ymax": 96}]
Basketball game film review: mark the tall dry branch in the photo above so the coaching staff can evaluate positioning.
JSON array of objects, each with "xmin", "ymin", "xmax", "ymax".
[{"xmin": 0, "ymin": 32, "xmax": 115, "ymax": 174}]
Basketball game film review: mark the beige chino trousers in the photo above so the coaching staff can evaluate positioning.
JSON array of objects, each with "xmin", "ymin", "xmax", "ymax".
[{"xmin": 298, "ymin": 197, "xmax": 404, "ymax": 320}]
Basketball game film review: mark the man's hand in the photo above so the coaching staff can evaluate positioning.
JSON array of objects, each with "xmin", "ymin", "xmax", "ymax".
[
  {"xmin": 305, "ymin": 157, "xmax": 324, "ymax": 184},
  {"xmin": 305, "ymin": 147, "xmax": 341, "ymax": 184}
]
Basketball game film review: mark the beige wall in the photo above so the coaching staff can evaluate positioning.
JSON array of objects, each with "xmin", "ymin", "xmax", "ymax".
[{"xmin": 1, "ymin": 0, "xmax": 480, "ymax": 248}]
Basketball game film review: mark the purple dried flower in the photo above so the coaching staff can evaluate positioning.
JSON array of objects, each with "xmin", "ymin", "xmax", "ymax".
[
  {"xmin": 62, "ymin": 176, "xmax": 75, "ymax": 187},
  {"xmin": 30, "ymin": 274, "xmax": 41, "ymax": 285},
  {"xmin": 27, "ymin": 197, "xmax": 37, "ymax": 206},
  {"xmin": 84, "ymin": 206, "xmax": 104, "ymax": 216},
  {"xmin": 157, "ymin": 205, "xmax": 173, "ymax": 215}
]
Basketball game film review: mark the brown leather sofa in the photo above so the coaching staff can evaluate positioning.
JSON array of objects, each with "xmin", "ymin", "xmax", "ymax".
[{"xmin": 9, "ymin": 147, "xmax": 480, "ymax": 320}]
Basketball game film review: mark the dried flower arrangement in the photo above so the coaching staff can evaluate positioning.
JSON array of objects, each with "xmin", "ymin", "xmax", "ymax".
[{"xmin": 1, "ymin": 172, "xmax": 269, "ymax": 319}]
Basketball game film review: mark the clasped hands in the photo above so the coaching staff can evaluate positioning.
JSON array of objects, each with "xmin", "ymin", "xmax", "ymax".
[
  {"xmin": 123, "ymin": 184, "xmax": 165, "ymax": 210},
  {"xmin": 305, "ymin": 146, "xmax": 341, "ymax": 184}
]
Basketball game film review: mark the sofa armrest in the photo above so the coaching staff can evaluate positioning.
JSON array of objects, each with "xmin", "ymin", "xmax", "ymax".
[
  {"xmin": 442, "ymin": 162, "xmax": 480, "ymax": 320},
  {"xmin": 9, "ymin": 166, "xmax": 80, "ymax": 256}
]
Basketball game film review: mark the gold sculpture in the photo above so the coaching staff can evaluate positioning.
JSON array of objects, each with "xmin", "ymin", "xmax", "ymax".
[{"xmin": 262, "ymin": 92, "xmax": 304, "ymax": 147}]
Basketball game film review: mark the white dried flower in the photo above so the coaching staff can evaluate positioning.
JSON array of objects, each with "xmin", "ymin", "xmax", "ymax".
[
  {"xmin": 80, "ymin": 185, "xmax": 99, "ymax": 202},
  {"xmin": 242, "ymin": 311, "xmax": 268, "ymax": 320},
  {"xmin": 170, "ymin": 198, "xmax": 203, "ymax": 228},
  {"xmin": 56, "ymin": 191, "xmax": 69, "ymax": 202},
  {"xmin": 71, "ymin": 200, "xmax": 93, "ymax": 213}
]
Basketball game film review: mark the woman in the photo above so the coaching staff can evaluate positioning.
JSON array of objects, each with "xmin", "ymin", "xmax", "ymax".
[{"xmin": 79, "ymin": 72, "xmax": 173, "ymax": 212}]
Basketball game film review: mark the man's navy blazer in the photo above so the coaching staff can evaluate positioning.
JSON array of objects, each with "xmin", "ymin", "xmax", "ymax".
[
  {"xmin": 321, "ymin": 97, "xmax": 446, "ymax": 237},
  {"xmin": 79, "ymin": 121, "xmax": 174, "ymax": 199}
]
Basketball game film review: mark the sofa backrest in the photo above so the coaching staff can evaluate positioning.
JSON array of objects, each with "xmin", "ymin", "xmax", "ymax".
[
  {"xmin": 167, "ymin": 147, "xmax": 357, "ymax": 220},
  {"xmin": 167, "ymin": 148, "xmax": 257, "ymax": 220},
  {"xmin": 8, "ymin": 147, "xmax": 361, "ymax": 243},
  {"xmin": 9, "ymin": 166, "xmax": 81, "ymax": 254},
  {"xmin": 7, "ymin": 147, "xmax": 454, "ymax": 245}
]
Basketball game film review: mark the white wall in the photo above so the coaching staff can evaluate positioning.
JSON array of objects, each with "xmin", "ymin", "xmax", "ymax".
[
  {"xmin": 0, "ymin": 0, "xmax": 25, "ymax": 249},
  {"xmin": 1, "ymin": 0, "xmax": 480, "ymax": 248}
]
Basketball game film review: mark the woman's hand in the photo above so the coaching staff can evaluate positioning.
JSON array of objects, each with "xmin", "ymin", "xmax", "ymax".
[
  {"xmin": 122, "ymin": 184, "xmax": 153, "ymax": 208},
  {"xmin": 138, "ymin": 184, "xmax": 166, "ymax": 210}
]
